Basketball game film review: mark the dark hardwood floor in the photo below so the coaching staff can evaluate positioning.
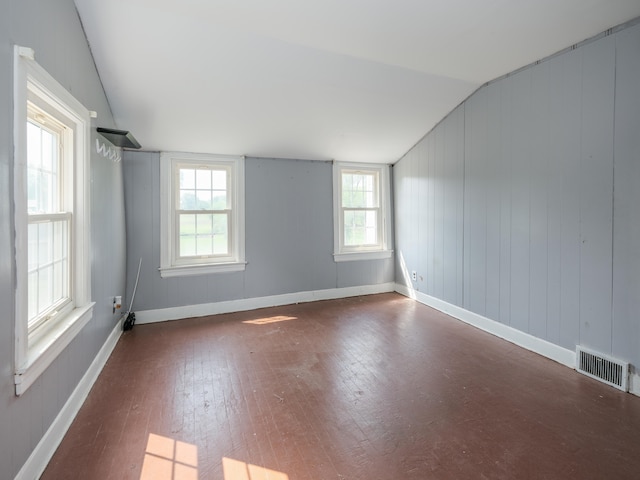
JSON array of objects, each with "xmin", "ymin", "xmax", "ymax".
[{"xmin": 42, "ymin": 293, "xmax": 640, "ymax": 479}]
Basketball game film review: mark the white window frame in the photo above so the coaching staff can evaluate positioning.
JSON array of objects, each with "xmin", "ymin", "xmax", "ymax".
[
  {"xmin": 333, "ymin": 162, "xmax": 392, "ymax": 262},
  {"xmin": 160, "ymin": 152, "xmax": 246, "ymax": 277},
  {"xmin": 13, "ymin": 46, "xmax": 93, "ymax": 396}
]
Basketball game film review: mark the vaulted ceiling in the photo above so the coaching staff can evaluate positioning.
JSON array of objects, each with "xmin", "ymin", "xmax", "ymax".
[{"xmin": 75, "ymin": 0, "xmax": 640, "ymax": 163}]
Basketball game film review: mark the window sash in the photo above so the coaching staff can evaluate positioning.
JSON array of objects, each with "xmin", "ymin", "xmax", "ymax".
[
  {"xmin": 27, "ymin": 212, "xmax": 72, "ymax": 332},
  {"xmin": 26, "ymin": 113, "xmax": 64, "ymax": 215},
  {"xmin": 341, "ymin": 171, "xmax": 379, "ymax": 209},
  {"xmin": 25, "ymin": 107, "xmax": 73, "ymax": 334},
  {"xmin": 342, "ymin": 207, "xmax": 381, "ymax": 248},
  {"xmin": 177, "ymin": 164, "xmax": 231, "ymax": 211},
  {"xmin": 175, "ymin": 209, "xmax": 232, "ymax": 261}
]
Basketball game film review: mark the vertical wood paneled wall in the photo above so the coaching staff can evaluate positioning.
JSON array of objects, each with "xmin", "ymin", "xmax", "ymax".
[{"xmin": 394, "ymin": 22, "xmax": 640, "ymax": 367}]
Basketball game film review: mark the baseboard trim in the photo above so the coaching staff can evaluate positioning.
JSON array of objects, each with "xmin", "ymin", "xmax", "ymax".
[
  {"xmin": 136, "ymin": 283, "xmax": 397, "ymax": 324},
  {"xmin": 394, "ymin": 283, "xmax": 576, "ymax": 369},
  {"xmin": 15, "ymin": 321, "xmax": 122, "ymax": 480}
]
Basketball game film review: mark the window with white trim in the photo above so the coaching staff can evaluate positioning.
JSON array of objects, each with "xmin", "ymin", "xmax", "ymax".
[
  {"xmin": 333, "ymin": 162, "xmax": 392, "ymax": 262},
  {"xmin": 14, "ymin": 46, "xmax": 93, "ymax": 395},
  {"xmin": 26, "ymin": 104, "xmax": 72, "ymax": 330},
  {"xmin": 160, "ymin": 152, "xmax": 245, "ymax": 277}
]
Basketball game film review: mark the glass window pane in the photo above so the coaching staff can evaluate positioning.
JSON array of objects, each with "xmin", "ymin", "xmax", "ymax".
[
  {"xmin": 179, "ymin": 235, "xmax": 196, "ymax": 257},
  {"xmin": 342, "ymin": 172, "xmax": 377, "ymax": 208},
  {"xmin": 212, "ymin": 214, "xmax": 228, "ymax": 255},
  {"xmin": 38, "ymin": 222, "xmax": 53, "ymax": 266},
  {"xmin": 212, "ymin": 214, "xmax": 227, "ymax": 234},
  {"xmin": 212, "ymin": 170, "xmax": 226, "ymax": 190},
  {"xmin": 196, "ymin": 169, "xmax": 211, "ymax": 190},
  {"xmin": 179, "ymin": 214, "xmax": 196, "ymax": 257},
  {"xmin": 27, "ymin": 119, "xmax": 60, "ymax": 214},
  {"xmin": 211, "ymin": 191, "xmax": 227, "ymax": 210},
  {"xmin": 366, "ymin": 191, "xmax": 375, "ymax": 207},
  {"xmin": 344, "ymin": 210, "xmax": 359, "ymax": 246},
  {"xmin": 365, "ymin": 210, "xmax": 377, "ymax": 228},
  {"xmin": 365, "ymin": 174, "xmax": 373, "ymax": 191},
  {"xmin": 343, "ymin": 209, "xmax": 378, "ymax": 246},
  {"xmin": 179, "ymin": 214, "xmax": 196, "ymax": 235},
  {"xmin": 196, "ymin": 214, "xmax": 213, "ymax": 234},
  {"xmin": 196, "ymin": 190, "xmax": 212, "ymax": 209},
  {"xmin": 179, "ymin": 190, "xmax": 197, "ymax": 210},
  {"xmin": 27, "ymin": 217, "xmax": 70, "ymax": 327},
  {"xmin": 180, "ymin": 168, "xmax": 196, "ymax": 189},
  {"xmin": 365, "ymin": 211, "xmax": 378, "ymax": 244},
  {"xmin": 342, "ymin": 172, "xmax": 351, "ymax": 189},
  {"xmin": 41, "ymin": 170, "xmax": 53, "ymax": 213},
  {"xmin": 213, "ymin": 234, "xmax": 228, "ymax": 255},
  {"xmin": 52, "ymin": 219, "xmax": 66, "ymax": 262},
  {"xmin": 196, "ymin": 235, "xmax": 213, "ymax": 256},
  {"xmin": 38, "ymin": 264, "xmax": 53, "ymax": 317}
]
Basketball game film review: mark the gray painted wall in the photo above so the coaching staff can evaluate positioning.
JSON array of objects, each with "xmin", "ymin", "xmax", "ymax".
[
  {"xmin": 0, "ymin": 1, "xmax": 126, "ymax": 478},
  {"xmin": 394, "ymin": 22, "xmax": 640, "ymax": 368},
  {"xmin": 122, "ymin": 153, "xmax": 394, "ymax": 312}
]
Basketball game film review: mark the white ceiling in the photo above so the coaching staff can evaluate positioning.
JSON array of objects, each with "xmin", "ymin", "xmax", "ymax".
[{"xmin": 74, "ymin": 0, "xmax": 640, "ymax": 164}]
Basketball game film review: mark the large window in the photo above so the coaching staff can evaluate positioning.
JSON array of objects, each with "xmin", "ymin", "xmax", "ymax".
[
  {"xmin": 160, "ymin": 152, "xmax": 245, "ymax": 277},
  {"xmin": 333, "ymin": 162, "xmax": 392, "ymax": 261},
  {"xmin": 14, "ymin": 46, "xmax": 93, "ymax": 395}
]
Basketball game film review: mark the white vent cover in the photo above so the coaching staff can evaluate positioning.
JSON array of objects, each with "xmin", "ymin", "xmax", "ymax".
[{"xmin": 576, "ymin": 346, "xmax": 629, "ymax": 392}]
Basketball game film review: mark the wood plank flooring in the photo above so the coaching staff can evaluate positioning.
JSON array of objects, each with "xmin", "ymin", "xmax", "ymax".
[{"xmin": 42, "ymin": 293, "xmax": 640, "ymax": 479}]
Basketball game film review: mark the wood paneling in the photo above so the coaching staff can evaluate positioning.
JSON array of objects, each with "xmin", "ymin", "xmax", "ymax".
[
  {"xmin": 613, "ymin": 24, "xmax": 640, "ymax": 362},
  {"xmin": 578, "ymin": 36, "xmax": 615, "ymax": 353},
  {"xmin": 394, "ymin": 23, "xmax": 640, "ymax": 367}
]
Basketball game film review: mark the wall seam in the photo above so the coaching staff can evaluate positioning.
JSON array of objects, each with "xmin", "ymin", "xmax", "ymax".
[
  {"xmin": 461, "ymin": 103, "xmax": 467, "ymax": 308},
  {"xmin": 610, "ymin": 32, "xmax": 618, "ymax": 355}
]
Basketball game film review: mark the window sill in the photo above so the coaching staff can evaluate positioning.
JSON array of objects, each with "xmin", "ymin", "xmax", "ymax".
[
  {"xmin": 333, "ymin": 250, "xmax": 393, "ymax": 262},
  {"xmin": 15, "ymin": 302, "xmax": 95, "ymax": 396},
  {"xmin": 159, "ymin": 261, "xmax": 247, "ymax": 278}
]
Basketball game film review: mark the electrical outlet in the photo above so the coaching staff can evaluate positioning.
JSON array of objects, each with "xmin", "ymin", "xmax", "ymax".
[
  {"xmin": 411, "ymin": 271, "xmax": 417, "ymax": 281},
  {"xmin": 113, "ymin": 296, "xmax": 122, "ymax": 314}
]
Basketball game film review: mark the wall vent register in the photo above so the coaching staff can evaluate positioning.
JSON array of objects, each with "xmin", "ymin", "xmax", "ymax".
[{"xmin": 575, "ymin": 346, "xmax": 629, "ymax": 392}]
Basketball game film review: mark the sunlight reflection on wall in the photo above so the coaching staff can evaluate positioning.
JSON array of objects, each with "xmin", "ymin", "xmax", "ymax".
[{"xmin": 398, "ymin": 252, "xmax": 416, "ymax": 299}]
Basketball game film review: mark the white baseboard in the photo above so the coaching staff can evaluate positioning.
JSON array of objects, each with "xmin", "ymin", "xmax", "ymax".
[
  {"xmin": 394, "ymin": 283, "xmax": 576, "ymax": 369},
  {"xmin": 15, "ymin": 321, "xmax": 122, "ymax": 480},
  {"xmin": 136, "ymin": 283, "xmax": 396, "ymax": 324}
]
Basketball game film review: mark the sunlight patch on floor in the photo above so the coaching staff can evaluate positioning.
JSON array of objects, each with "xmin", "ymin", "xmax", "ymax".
[
  {"xmin": 223, "ymin": 457, "xmax": 289, "ymax": 480},
  {"xmin": 242, "ymin": 315, "xmax": 297, "ymax": 325},
  {"xmin": 140, "ymin": 433, "xmax": 198, "ymax": 480}
]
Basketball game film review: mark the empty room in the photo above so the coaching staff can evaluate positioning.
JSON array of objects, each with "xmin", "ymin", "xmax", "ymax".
[{"xmin": 3, "ymin": 1, "xmax": 640, "ymax": 479}]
